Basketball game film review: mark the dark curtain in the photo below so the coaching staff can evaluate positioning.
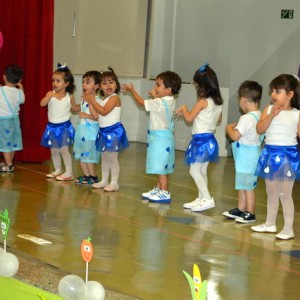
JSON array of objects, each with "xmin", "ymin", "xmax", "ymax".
[{"xmin": 0, "ymin": 0, "xmax": 54, "ymax": 162}]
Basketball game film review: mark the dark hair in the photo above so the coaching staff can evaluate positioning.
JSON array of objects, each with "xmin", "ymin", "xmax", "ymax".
[
  {"xmin": 53, "ymin": 67, "xmax": 75, "ymax": 94},
  {"xmin": 99, "ymin": 67, "xmax": 120, "ymax": 96},
  {"xmin": 156, "ymin": 71, "xmax": 181, "ymax": 95},
  {"xmin": 238, "ymin": 80, "xmax": 262, "ymax": 104},
  {"xmin": 82, "ymin": 70, "xmax": 101, "ymax": 91},
  {"xmin": 5, "ymin": 64, "xmax": 24, "ymax": 84},
  {"xmin": 269, "ymin": 74, "xmax": 300, "ymax": 109},
  {"xmin": 193, "ymin": 66, "xmax": 223, "ymax": 105}
]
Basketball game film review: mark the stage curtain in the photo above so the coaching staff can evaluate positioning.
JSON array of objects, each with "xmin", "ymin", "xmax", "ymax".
[{"xmin": 0, "ymin": 0, "xmax": 53, "ymax": 162}]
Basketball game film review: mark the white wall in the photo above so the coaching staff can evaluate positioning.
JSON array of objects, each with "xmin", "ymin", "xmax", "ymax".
[{"xmin": 148, "ymin": 0, "xmax": 300, "ymax": 122}]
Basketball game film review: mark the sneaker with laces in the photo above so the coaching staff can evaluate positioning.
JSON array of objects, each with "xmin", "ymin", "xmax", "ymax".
[
  {"xmin": 251, "ymin": 223, "xmax": 277, "ymax": 233},
  {"xmin": 141, "ymin": 187, "xmax": 160, "ymax": 200},
  {"xmin": 183, "ymin": 198, "xmax": 202, "ymax": 209},
  {"xmin": 222, "ymin": 207, "xmax": 244, "ymax": 219},
  {"xmin": 191, "ymin": 197, "xmax": 215, "ymax": 212},
  {"xmin": 235, "ymin": 211, "xmax": 256, "ymax": 224},
  {"xmin": 148, "ymin": 190, "xmax": 171, "ymax": 203}
]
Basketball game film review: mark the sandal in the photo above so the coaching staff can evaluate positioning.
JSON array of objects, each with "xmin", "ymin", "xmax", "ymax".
[
  {"xmin": 75, "ymin": 175, "xmax": 90, "ymax": 185},
  {"xmin": 0, "ymin": 165, "xmax": 14, "ymax": 172},
  {"xmin": 89, "ymin": 175, "xmax": 99, "ymax": 184}
]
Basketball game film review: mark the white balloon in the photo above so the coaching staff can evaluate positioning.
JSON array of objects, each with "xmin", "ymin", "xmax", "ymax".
[
  {"xmin": 0, "ymin": 252, "xmax": 19, "ymax": 277},
  {"xmin": 79, "ymin": 281, "xmax": 105, "ymax": 300},
  {"xmin": 58, "ymin": 274, "xmax": 85, "ymax": 300}
]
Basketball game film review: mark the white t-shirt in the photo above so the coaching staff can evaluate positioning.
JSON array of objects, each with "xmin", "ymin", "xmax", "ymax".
[
  {"xmin": 48, "ymin": 93, "xmax": 71, "ymax": 123},
  {"xmin": 79, "ymin": 96, "xmax": 100, "ymax": 125},
  {"xmin": 192, "ymin": 98, "xmax": 222, "ymax": 134},
  {"xmin": 0, "ymin": 86, "xmax": 25, "ymax": 116},
  {"xmin": 144, "ymin": 96, "xmax": 175, "ymax": 130},
  {"xmin": 265, "ymin": 105, "xmax": 299, "ymax": 146},
  {"xmin": 235, "ymin": 111, "xmax": 262, "ymax": 145},
  {"xmin": 98, "ymin": 93, "xmax": 121, "ymax": 128}
]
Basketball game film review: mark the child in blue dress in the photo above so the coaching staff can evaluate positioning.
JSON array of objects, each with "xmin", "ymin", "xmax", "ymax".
[
  {"xmin": 0, "ymin": 64, "xmax": 25, "ymax": 172},
  {"xmin": 251, "ymin": 74, "xmax": 300, "ymax": 240},
  {"xmin": 40, "ymin": 63, "xmax": 77, "ymax": 181},
  {"xmin": 73, "ymin": 70, "xmax": 101, "ymax": 185},
  {"xmin": 175, "ymin": 64, "xmax": 223, "ymax": 212},
  {"xmin": 122, "ymin": 71, "xmax": 181, "ymax": 203},
  {"xmin": 223, "ymin": 81, "xmax": 263, "ymax": 223}
]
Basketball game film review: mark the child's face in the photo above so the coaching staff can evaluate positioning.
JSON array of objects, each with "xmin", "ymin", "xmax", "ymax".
[
  {"xmin": 239, "ymin": 97, "xmax": 247, "ymax": 113},
  {"xmin": 82, "ymin": 76, "xmax": 99, "ymax": 95},
  {"xmin": 270, "ymin": 88, "xmax": 293, "ymax": 107},
  {"xmin": 100, "ymin": 76, "xmax": 117, "ymax": 97},
  {"xmin": 152, "ymin": 78, "xmax": 172, "ymax": 98},
  {"xmin": 52, "ymin": 73, "xmax": 68, "ymax": 93}
]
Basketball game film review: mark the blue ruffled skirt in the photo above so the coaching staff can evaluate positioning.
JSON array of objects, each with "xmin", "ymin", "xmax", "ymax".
[
  {"xmin": 185, "ymin": 133, "xmax": 219, "ymax": 165},
  {"xmin": 95, "ymin": 122, "xmax": 129, "ymax": 152},
  {"xmin": 255, "ymin": 145, "xmax": 300, "ymax": 180},
  {"xmin": 41, "ymin": 120, "xmax": 75, "ymax": 148}
]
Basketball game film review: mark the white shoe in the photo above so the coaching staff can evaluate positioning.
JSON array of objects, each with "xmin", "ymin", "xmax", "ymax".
[
  {"xmin": 92, "ymin": 181, "xmax": 109, "ymax": 189},
  {"xmin": 191, "ymin": 197, "xmax": 215, "ymax": 212},
  {"xmin": 104, "ymin": 183, "xmax": 119, "ymax": 192},
  {"xmin": 183, "ymin": 198, "xmax": 202, "ymax": 209},
  {"xmin": 141, "ymin": 187, "xmax": 160, "ymax": 199},
  {"xmin": 251, "ymin": 224, "xmax": 277, "ymax": 233},
  {"xmin": 148, "ymin": 190, "xmax": 171, "ymax": 203},
  {"xmin": 276, "ymin": 230, "xmax": 295, "ymax": 240}
]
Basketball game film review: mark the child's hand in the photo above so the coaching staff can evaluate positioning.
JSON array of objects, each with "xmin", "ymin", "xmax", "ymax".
[
  {"xmin": 148, "ymin": 88, "xmax": 156, "ymax": 98},
  {"xmin": 174, "ymin": 107, "xmax": 183, "ymax": 117},
  {"xmin": 82, "ymin": 94, "xmax": 94, "ymax": 103},
  {"xmin": 121, "ymin": 83, "xmax": 134, "ymax": 93},
  {"xmin": 79, "ymin": 112, "xmax": 88, "ymax": 119},
  {"xmin": 270, "ymin": 104, "xmax": 281, "ymax": 118},
  {"xmin": 16, "ymin": 82, "xmax": 23, "ymax": 90}
]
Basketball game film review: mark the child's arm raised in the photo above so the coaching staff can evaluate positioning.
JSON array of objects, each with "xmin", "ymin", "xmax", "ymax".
[
  {"xmin": 256, "ymin": 105, "xmax": 280, "ymax": 134},
  {"xmin": 176, "ymin": 98, "xmax": 208, "ymax": 123},
  {"xmin": 84, "ymin": 94, "xmax": 120, "ymax": 116},
  {"xmin": 70, "ymin": 94, "xmax": 80, "ymax": 113},
  {"xmin": 40, "ymin": 91, "xmax": 55, "ymax": 107},
  {"xmin": 122, "ymin": 83, "xmax": 145, "ymax": 106}
]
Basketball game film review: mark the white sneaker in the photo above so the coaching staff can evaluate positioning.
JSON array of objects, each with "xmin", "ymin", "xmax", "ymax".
[
  {"xmin": 183, "ymin": 198, "xmax": 202, "ymax": 209},
  {"xmin": 148, "ymin": 190, "xmax": 171, "ymax": 203},
  {"xmin": 141, "ymin": 187, "xmax": 160, "ymax": 199},
  {"xmin": 191, "ymin": 197, "xmax": 215, "ymax": 212}
]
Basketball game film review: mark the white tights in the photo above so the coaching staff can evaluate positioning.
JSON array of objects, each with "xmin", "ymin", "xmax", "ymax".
[
  {"xmin": 51, "ymin": 147, "xmax": 72, "ymax": 176},
  {"xmin": 101, "ymin": 152, "xmax": 119, "ymax": 184},
  {"xmin": 189, "ymin": 162, "xmax": 211, "ymax": 199},
  {"xmin": 265, "ymin": 179, "xmax": 295, "ymax": 233}
]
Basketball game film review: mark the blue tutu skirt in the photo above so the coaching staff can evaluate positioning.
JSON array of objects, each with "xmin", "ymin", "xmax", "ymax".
[
  {"xmin": 0, "ymin": 116, "xmax": 23, "ymax": 152},
  {"xmin": 95, "ymin": 122, "xmax": 129, "ymax": 152},
  {"xmin": 41, "ymin": 120, "xmax": 75, "ymax": 148},
  {"xmin": 255, "ymin": 145, "xmax": 300, "ymax": 180},
  {"xmin": 73, "ymin": 121, "xmax": 100, "ymax": 163},
  {"xmin": 146, "ymin": 129, "xmax": 175, "ymax": 174},
  {"xmin": 185, "ymin": 133, "xmax": 219, "ymax": 165}
]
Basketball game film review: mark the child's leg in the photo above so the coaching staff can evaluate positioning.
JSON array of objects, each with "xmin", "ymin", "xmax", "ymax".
[
  {"xmin": 189, "ymin": 162, "xmax": 211, "ymax": 199},
  {"xmin": 3, "ymin": 151, "xmax": 14, "ymax": 166},
  {"xmin": 265, "ymin": 179, "xmax": 280, "ymax": 227},
  {"xmin": 80, "ymin": 162, "xmax": 90, "ymax": 176},
  {"xmin": 158, "ymin": 174, "xmax": 168, "ymax": 191},
  {"xmin": 109, "ymin": 152, "xmax": 119, "ymax": 185},
  {"xmin": 100, "ymin": 151, "xmax": 110, "ymax": 184},
  {"xmin": 51, "ymin": 148, "xmax": 62, "ymax": 172},
  {"xmin": 279, "ymin": 179, "xmax": 295, "ymax": 233},
  {"xmin": 238, "ymin": 190, "xmax": 246, "ymax": 211},
  {"xmin": 86, "ymin": 162, "xmax": 97, "ymax": 177},
  {"xmin": 59, "ymin": 146, "xmax": 72, "ymax": 176},
  {"xmin": 244, "ymin": 190, "xmax": 255, "ymax": 214}
]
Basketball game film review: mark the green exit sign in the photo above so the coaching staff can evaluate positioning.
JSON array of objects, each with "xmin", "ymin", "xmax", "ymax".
[{"xmin": 281, "ymin": 10, "xmax": 294, "ymax": 19}]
